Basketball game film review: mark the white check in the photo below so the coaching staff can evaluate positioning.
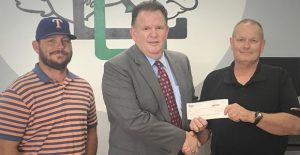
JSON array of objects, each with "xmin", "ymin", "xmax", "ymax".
[{"xmin": 187, "ymin": 99, "xmax": 229, "ymax": 120}]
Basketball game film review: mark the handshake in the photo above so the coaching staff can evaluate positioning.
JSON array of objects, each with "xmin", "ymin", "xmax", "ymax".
[{"xmin": 181, "ymin": 118, "xmax": 209, "ymax": 155}]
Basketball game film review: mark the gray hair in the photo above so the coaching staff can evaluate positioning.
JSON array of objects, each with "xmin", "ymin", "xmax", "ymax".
[{"xmin": 232, "ymin": 18, "xmax": 264, "ymax": 39}]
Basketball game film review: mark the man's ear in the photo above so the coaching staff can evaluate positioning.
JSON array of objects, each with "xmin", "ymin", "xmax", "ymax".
[
  {"xmin": 260, "ymin": 39, "xmax": 266, "ymax": 54},
  {"xmin": 130, "ymin": 27, "xmax": 136, "ymax": 41},
  {"xmin": 229, "ymin": 37, "xmax": 233, "ymax": 48},
  {"xmin": 165, "ymin": 25, "xmax": 169, "ymax": 39},
  {"xmin": 32, "ymin": 40, "xmax": 39, "ymax": 54}
]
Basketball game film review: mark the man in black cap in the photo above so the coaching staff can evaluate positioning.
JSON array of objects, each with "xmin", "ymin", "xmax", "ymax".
[{"xmin": 0, "ymin": 17, "xmax": 98, "ymax": 155}]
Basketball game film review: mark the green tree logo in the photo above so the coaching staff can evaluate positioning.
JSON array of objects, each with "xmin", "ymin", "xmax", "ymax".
[{"xmin": 95, "ymin": 0, "xmax": 198, "ymax": 60}]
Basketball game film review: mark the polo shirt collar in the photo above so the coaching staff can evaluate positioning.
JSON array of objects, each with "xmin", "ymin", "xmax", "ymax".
[
  {"xmin": 32, "ymin": 63, "xmax": 77, "ymax": 83},
  {"xmin": 224, "ymin": 61, "xmax": 266, "ymax": 86}
]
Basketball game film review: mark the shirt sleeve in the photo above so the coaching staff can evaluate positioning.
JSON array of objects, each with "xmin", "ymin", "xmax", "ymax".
[
  {"xmin": 0, "ymin": 89, "xmax": 30, "ymax": 141},
  {"xmin": 87, "ymin": 89, "xmax": 97, "ymax": 128},
  {"xmin": 279, "ymin": 69, "xmax": 299, "ymax": 113}
]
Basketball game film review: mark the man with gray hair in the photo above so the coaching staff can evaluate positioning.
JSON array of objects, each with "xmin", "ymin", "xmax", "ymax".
[{"xmin": 190, "ymin": 18, "xmax": 300, "ymax": 155}]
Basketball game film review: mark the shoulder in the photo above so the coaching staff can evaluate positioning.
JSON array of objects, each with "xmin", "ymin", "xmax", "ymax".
[
  {"xmin": 1, "ymin": 71, "xmax": 37, "ymax": 103},
  {"xmin": 165, "ymin": 50, "xmax": 188, "ymax": 60},
  {"xmin": 259, "ymin": 63, "xmax": 289, "ymax": 78},
  {"xmin": 105, "ymin": 46, "xmax": 137, "ymax": 68},
  {"xmin": 201, "ymin": 66, "xmax": 231, "ymax": 88},
  {"xmin": 206, "ymin": 66, "xmax": 230, "ymax": 80},
  {"xmin": 71, "ymin": 75, "xmax": 94, "ymax": 91},
  {"xmin": 5, "ymin": 70, "xmax": 37, "ymax": 92},
  {"xmin": 164, "ymin": 50, "xmax": 190, "ymax": 68},
  {"xmin": 73, "ymin": 76, "xmax": 91, "ymax": 85},
  {"xmin": 260, "ymin": 63, "xmax": 286, "ymax": 71}
]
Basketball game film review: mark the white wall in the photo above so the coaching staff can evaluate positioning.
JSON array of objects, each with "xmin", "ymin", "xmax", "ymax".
[{"xmin": 1, "ymin": 1, "xmax": 299, "ymax": 154}]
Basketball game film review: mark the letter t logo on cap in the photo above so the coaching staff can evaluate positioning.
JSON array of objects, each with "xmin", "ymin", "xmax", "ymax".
[{"xmin": 52, "ymin": 19, "xmax": 63, "ymax": 29}]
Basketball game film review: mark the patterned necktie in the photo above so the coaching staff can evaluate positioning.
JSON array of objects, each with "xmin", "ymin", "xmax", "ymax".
[{"xmin": 155, "ymin": 61, "xmax": 182, "ymax": 128}]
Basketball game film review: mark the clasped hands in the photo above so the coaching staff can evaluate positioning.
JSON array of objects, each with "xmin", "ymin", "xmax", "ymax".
[{"xmin": 181, "ymin": 117, "xmax": 208, "ymax": 155}]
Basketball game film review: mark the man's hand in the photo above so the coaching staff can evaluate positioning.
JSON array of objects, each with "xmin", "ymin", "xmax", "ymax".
[
  {"xmin": 189, "ymin": 117, "xmax": 208, "ymax": 133},
  {"xmin": 181, "ymin": 131, "xmax": 201, "ymax": 155},
  {"xmin": 224, "ymin": 103, "xmax": 255, "ymax": 123}
]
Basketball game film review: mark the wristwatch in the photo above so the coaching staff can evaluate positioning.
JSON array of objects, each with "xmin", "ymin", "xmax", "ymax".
[{"xmin": 254, "ymin": 111, "xmax": 263, "ymax": 125}]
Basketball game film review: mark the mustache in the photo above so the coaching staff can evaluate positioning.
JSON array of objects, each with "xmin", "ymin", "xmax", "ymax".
[{"xmin": 49, "ymin": 50, "xmax": 68, "ymax": 55}]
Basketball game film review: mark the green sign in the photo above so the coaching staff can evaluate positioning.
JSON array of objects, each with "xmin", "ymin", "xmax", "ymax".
[{"xmin": 94, "ymin": 0, "xmax": 124, "ymax": 60}]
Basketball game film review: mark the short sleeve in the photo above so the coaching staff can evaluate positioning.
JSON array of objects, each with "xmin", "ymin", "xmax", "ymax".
[
  {"xmin": 279, "ymin": 69, "xmax": 299, "ymax": 113},
  {"xmin": 87, "ymin": 91, "xmax": 97, "ymax": 128},
  {"xmin": 0, "ymin": 89, "xmax": 30, "ymax": 141}
]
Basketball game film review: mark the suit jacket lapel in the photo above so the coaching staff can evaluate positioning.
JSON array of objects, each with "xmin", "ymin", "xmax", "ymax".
[
  {"xmin": 165, "ymin": 51, "xmax": 185, "ymax": 102},
  {"xmin": 128, "ymin": 46, "xmax": 171, "ymax": 121},
  {"xmin": 165, "ymin": 51, "xmax": 188, "ymax": 127}
]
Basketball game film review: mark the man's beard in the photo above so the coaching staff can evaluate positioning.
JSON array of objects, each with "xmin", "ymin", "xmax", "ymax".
[{"xmin": 39, "ymin": 49, "xmax": 72, "ymax": 70}]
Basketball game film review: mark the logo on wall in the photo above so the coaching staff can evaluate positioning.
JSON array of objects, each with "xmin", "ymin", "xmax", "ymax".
[
  {"xmin": 15, "ymin": 0, "xmax": 198, "ymax": 60},
  {"xmin": 96, "ymin": 0, "xmax": 198, "ymax": 59},
  {"xmin": 9, "ymin": 0, "xmax": 246, "ymax": 87},
  {"xmin": 15, "ymin": 0, "xmax": 95, "ymax": 39}
]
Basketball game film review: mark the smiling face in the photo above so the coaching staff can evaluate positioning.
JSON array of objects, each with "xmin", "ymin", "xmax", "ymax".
[
  {"xmin": 230, "ymin": 21, "xmax": 265, "ymax": 66},
  {"xmin": 33, "ymin": 34, "xmax": 72, "ymax": 70},
  {"xmin": 130, "ymin": 10, "xmax": 169, "ymax": 59}
]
